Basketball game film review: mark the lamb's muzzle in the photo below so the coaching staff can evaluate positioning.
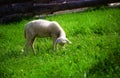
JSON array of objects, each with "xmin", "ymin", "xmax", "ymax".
[{"xmin": 24, "ymin": 19, "xmax": 71, "ymax": 55}]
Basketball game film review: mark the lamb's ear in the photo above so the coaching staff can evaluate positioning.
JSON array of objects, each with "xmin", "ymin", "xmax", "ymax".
[{"xmin": 66, "ymin": 38, "xmax": 72, "ymax": 44}]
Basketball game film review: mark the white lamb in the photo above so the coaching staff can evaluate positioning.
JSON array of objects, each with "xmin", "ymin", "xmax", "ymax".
[{"xmin": 24, "ymin": 19, "xmax": 71, "ymax": 55}]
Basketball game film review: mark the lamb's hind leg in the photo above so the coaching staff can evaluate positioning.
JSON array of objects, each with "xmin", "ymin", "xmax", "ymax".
[
  {"xmin": 25, "ymin": 40, "xmax": 30, "ymax": 55},
  {"xmin": 30, "ymin": 37, "xmax": 36, "ymax": 55},
  {"xmin": 25, "ymin": 37, "xmax": 35, "ymax": 55}
]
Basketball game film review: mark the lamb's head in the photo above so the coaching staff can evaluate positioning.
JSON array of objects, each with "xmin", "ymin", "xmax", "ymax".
[{"xmin": 55, "ymin": 37, "xmax": 72, "ymax": 46}]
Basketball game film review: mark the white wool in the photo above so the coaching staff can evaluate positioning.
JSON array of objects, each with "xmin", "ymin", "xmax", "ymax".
[{"xmin": 24, "ymin": 19, "xmax": 71, "ymax": 55}]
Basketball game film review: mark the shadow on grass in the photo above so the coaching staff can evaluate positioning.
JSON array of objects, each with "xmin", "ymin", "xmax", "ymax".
[
  {"xmin": 0, "ymin": 51, "xmax": 21, "ymax": 62},
  {"xmin": 87, "ymin": 48, "xmax": 120, "ymax": 78},
  {"xmin": 0, "ymin": 67, "xmax": 13, "ymax": 78},
  {"xmin": 0, "ymin": 51, "xmax": 21, "ymax": 78}
]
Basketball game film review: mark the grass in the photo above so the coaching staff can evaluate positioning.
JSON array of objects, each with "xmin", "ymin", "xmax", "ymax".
[{"xmin": 0, "ymin": 7, "xmax": 120, "ymax": 78}]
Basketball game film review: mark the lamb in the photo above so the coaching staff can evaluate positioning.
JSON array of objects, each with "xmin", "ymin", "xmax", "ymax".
[{"xmin": 24, "ymin": 19, "xmax": 71, "ymax": 55}]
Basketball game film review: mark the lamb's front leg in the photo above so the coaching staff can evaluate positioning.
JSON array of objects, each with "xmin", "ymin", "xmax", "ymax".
[
  {"xmin": 52, "ymin": 36, "xmax": 57, "ymax": 51},
  {"xmin": 53, "ymin": 41, "xmax": 57, "ymax": 51}
]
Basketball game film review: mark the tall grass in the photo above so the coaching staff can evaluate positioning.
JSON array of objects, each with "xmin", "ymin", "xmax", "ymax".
[{"xmin": 0, "ymin": 7, "xmax": 120, "ymax": 78}]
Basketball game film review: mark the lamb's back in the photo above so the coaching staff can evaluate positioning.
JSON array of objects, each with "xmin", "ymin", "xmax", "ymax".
[{"xmin": 25, "ymin": 19, "xmax": 62, "ymax": 37}]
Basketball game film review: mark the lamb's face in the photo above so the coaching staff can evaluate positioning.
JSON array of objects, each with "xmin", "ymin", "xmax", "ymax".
[
  {"xmin": 56, "ymin": 38, "xmax": 72, "ymax": 46},
  {"xmin": 59, "ymin": 39, "xmax": 67, "ymax": 46}
]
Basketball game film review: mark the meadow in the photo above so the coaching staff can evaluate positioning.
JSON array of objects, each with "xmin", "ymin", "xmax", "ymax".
[{"xmin": 0, "ymin": 7, "xmax": 120, "ymax": 78}]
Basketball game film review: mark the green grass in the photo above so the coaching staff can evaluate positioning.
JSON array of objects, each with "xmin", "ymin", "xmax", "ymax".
[{"xmin": 0, "ymin": 7, "xmax": 120, "ymax": 78}]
